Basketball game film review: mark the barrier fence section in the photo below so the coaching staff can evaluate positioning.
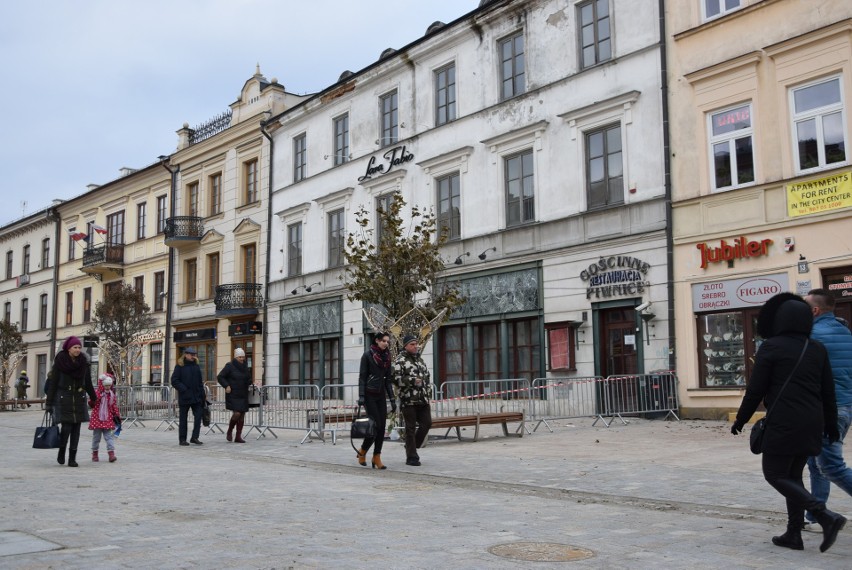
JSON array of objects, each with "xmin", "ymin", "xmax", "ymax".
[
  {"xmin": 601, "ymin": 373, "xmax": 680, "ymax": 424},
  {"xmin": 435, "ymin": 379, "xmax": 532, "ymax": 435},
  {"xmin": 531, "ymin": 376, "xmax": 605, "ymax": 432},
  {"xmin": 115, "ymin": 385, "xmax": 176, "ymax": 431},
  {"xmin": 318, "ymin": 383, "xmax": 369, "ymax": 445},
  {"xmin": 255, "ymin": 384, "xmax": 325, "ymax": 443},
  {"xmin": 203, "ymin": 383, "xmax": 262, "ymax": 436}
]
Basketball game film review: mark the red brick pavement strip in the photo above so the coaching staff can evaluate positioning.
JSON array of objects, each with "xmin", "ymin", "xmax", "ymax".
[{"xmin": 1, "ymin": 410, "xmax": 850, "ymax": 569}]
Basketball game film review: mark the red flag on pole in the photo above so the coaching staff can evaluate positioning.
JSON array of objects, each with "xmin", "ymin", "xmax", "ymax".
[
  {"xmin": 68, "ymin": 229, "xmax": 88, "ymax": 242},
  {"xmin": 91, "ymin": 224, "xmax": 108, "ymax": 235}
]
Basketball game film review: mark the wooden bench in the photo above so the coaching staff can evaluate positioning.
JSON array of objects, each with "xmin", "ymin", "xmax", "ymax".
[
  {"xmin": 0, "ymin": 398, "xmax": 46, "ymax": 410},
  {"xmin": 306, "ymin": 409, "xmax": 366, "ymax": 427},
  {"xmin": 430, "ymin": 410, "xmax": 525, "ymax": 442}
]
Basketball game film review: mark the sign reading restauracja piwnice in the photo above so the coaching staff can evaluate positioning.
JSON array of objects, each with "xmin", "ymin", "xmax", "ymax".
[
  {"xmin": 357, "ymin": 145, "xmax": 414, "ymax": 182},
  {"xmin": 580, "ymin": 256, "xmax": 651, "ymax": 300}
]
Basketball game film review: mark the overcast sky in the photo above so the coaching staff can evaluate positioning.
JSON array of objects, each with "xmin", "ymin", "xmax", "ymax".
[{"xmin": 0, "ymin": 0, "xmax": 480, "ymax": 226}]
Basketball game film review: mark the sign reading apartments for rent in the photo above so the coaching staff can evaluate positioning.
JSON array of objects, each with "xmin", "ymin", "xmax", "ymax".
[{"xmin": 787, "ymin": 171, "xmax": 852, "ymax": 218}]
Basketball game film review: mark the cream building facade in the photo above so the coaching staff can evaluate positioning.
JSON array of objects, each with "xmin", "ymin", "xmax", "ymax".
[
  {"xmin": 667, "ymin": 0, "xmax": 852, "ymax": 418},
  {"xmin": 54, "ymin": 163, "xmax": 171, "ymax": 385},
  {"xmin": 165, "ymin": 68, "xmax": 307, "ymax": 384}
]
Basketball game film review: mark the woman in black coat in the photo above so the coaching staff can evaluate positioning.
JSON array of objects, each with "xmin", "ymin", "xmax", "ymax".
[
  {"xmin": 733, "ymin": 293, "xmax": 845, "ymax": 552},
  {"xmin": 217, "ymin": 348, "xmax": 253, "ymax": 443},
  {"xmin": 356, "ymin": 332, "xmax": 396, "ymax": 469},
  {"xmin": 46, "ymin": 336, "xmax": 96, "ymax": 467}
]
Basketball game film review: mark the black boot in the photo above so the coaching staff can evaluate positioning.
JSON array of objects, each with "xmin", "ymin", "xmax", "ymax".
[
  {"xmin": 814, "ymin": 507, "xmax": 847, "ymax": 553},
  {"xmin": 771, "ymin": 526, "xmax": 803, "ymax": 550},
  {"xmin": 57, "ymin": 446, "xmax": 66, "ymax": 465},
  {"xmin": 67, "ymin": 449, "xmax": 78, "ymax": 468}
]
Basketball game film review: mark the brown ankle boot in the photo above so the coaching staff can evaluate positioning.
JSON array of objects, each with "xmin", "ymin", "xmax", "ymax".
[
  {"xmin": 356, "ymin": 448, "xmax": 367, "ymax": 466},
  {"xmin": 372, "ymin": 453, "xmax": 386, "ymax": 470}
]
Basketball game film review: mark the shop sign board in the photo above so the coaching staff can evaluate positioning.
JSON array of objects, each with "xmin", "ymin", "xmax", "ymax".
[
  {"xmin": 826, "ymin": 272, "xmax": 852, "ymax": 299},
  {"xmin": 787, "ymin": 171, "xmax": 852, "ymax": 218},
  {"xmin": 692, "ymin": 273, "xmax": 789, "ymax": 312}
]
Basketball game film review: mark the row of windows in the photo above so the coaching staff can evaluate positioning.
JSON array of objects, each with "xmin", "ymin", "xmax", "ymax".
[
  {"xmin": 181, "ymin": 244, "xmax": 256, "ymax": 303},
  {"xmin": 709, "ymin": 75, "xmax": 847, "ymax": 192},
  {"xmin": 5, "ymin": 239, "xmax": 50, "ymax": 280},
  {"xmin": 292, "ymin": 3, "xmax": 614, "ymax": 184},
  {"xmin": 183, "ymin": 160, "xmax": 258, "ymax": 218}
]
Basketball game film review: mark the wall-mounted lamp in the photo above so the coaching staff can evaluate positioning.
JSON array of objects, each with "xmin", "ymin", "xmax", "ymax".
[
  {"xmin": 291, "ymin": 281, "xmax": 321, "ymax": 295},
  {"xmin": 478, "ymin": 247, "xmax": 497, "ymax": 261},
  {"xmin": 323, "ymin": 153, "xmax": 353, "ymax": 161},
  {"xmin": 636, "ymin": 304, "xmax": 656, "ymax": 345},
  {"xmin": 454, "ymin": 252, "xmax": 470, "ymax": 265},
  {"xmin": 375, "ymin": 137, "xmax": 398, "ymax": 146}
]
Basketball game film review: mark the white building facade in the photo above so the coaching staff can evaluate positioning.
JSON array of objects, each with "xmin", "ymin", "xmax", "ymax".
[{"xmin": 266, "ymin": 0, "xmax": 670, "ymax": 391}]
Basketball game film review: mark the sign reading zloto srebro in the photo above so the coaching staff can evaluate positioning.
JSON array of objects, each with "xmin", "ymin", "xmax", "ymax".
[{"xmin": 787, "ymin": 171, "xmax": 852, "ymax": 217}]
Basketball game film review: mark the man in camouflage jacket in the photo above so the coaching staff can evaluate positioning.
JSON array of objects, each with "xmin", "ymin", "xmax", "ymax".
[{"xmin": 392, "ymin": 334, "xmax": 432, "ymax": 466}]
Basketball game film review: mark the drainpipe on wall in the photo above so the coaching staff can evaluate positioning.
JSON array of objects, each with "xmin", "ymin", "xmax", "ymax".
[
  {"xmin": 160, "ymin": 157, "xmax": 177, "ymax": 382},
  {"xmin": 260, "ymin": 117, "xmax": 274, "ymax": 387},
  {"xmin": 658, "ymin": 0, "xmax": 676, "ymax": 372}
]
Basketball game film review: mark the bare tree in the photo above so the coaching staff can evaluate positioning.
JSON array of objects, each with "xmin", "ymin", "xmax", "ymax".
[{"xmin": 90, "ymin": 283, "xmax": 156, "ymax": 385}]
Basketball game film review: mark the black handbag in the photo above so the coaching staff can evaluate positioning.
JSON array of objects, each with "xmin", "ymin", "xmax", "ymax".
[
  {"xmin": 201, "ymin": 401, "xmax": 211, "ymax": 427},
  {"xmin": 33, "ymin": 411, "xmax": 60, "ymax": 449},
  {"xmin": 350, "ymin": 405, "xmax": 376, "ymax": 450},
  {"xmin": 750, "ymin": 339, "xmax": 808, "ymax": 455}
]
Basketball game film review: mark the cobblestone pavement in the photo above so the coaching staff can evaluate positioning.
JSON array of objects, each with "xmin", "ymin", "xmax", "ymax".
[{"xmin": 2, "ymin": 409, "xmax": 851, "ymax": 569}]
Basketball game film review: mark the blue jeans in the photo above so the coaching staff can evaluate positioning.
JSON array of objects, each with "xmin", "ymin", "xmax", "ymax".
[{"xmin": 806, "ymin": 405, "xmax": 852, "ymax": 522}]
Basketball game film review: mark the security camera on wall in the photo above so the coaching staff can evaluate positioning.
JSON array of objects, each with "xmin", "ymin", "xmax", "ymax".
[{"xmin": 635, "ymin": 301, "xmax": 652, "ymax": 312}]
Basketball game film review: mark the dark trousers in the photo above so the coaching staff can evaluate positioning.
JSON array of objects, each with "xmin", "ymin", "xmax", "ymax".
[
  {"xmin": 763, "ymin": 453, "xmax": 825, "ymax": 527},
  {"xmin": 362, "ymin": 394, "xmax": 388, "ymax": 454},
  {"xmin": 59, "ymin": 422, "xmax": 82, "ymax": 451},
  {"xmin": 179, "ymin": 402, "xmax": 203, "ymax": 442},
  {"xmin": 402, "ymin": 404, "xmax": 432, "ymax": 460}
]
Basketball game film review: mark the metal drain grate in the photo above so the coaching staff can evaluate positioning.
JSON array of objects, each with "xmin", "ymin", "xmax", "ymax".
[{"xmin": 488, "ymin": 542, "xmax": 594, "ymax": 562}]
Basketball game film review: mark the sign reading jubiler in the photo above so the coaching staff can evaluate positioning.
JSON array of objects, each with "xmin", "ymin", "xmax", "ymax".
[
  {"xmin": 787, "ymin": 171, "xmax": 852, "ymax": 218},
  {"xmin": 696, "ymin": 236, "xmax": 772, "ymax": 269}
]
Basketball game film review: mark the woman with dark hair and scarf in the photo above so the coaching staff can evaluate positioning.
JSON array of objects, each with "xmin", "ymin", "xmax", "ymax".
[
  {"xmin": 356, "ymin": 332, "xmax": 396, "ymax": 469},
  {"xmin": 46, "ymin": 336, "xmax": 96, "ymax": 467},
  {"xmin": 732, "ymin": 293, "xmax": 846, "ymax": 552},
  {"xmin": 216, "ymin": 348, "xmax": 254, "ymax": 443}
]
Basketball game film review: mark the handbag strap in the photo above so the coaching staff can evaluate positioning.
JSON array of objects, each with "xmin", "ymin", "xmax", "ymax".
[{"xmin": 765, "ymin": 338, "xmax": 809, "ymax": 422}]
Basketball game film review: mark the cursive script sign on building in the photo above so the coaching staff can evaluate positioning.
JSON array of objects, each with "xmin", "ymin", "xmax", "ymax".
[
  {"xmin": 580, "ymin": 255, "xmax": 651, "ymax": 300},
  {"xmin": 357, "ymin": 145, "xmax": 414, "ymax": 182}
]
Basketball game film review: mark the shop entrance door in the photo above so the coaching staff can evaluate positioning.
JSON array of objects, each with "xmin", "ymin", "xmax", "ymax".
[{"xmin": 599, "ymin": 307, "xmax": 639, "ymax": 377}]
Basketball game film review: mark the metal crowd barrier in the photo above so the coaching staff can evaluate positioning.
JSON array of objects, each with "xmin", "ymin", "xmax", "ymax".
[
  {"xmin": 255, "ymin": 384, "xmax": 325, "ymax": 443},
  {"xmin": 530, "ymin": 376, "xmax": 606, "ymax": 431},
  {"xmin": 115, "ymin": 385, "xmax": 176, "ymax": 431},
  {"xmin": 203, "ymin": 383, "xmax": 262, "ymax": 437},
  {"xmin": 601, "ymin": 373, "xmax": 680, "ymax": 424}
]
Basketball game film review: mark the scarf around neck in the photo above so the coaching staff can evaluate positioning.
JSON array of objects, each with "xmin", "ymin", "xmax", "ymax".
[
  {"xmin": 98, "ymin": 388, "xmax": 116, "ymax": 422},
  {"xmin": 370, "ymin": 344, "xmax": 390, "ymax": 369},
  {"xmin": 55, "ymin": 350, "xmax": 87, "ymax": 381}
]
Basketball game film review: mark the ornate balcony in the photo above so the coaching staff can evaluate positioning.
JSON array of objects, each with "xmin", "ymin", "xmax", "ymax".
[
  {"xmin": 163, "ymin": 216, "xmax": 204, "ymax": 249},
  {"xmin": 80, "ymin": 245, "xmax": 124, "ymax": 281},
  {"xmin": 215, "ymin": 283, "xmax": 264, "ymax": 316}
]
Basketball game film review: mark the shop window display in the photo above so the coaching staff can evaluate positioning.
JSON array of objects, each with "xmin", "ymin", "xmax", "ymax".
[{"xmin": 698, "ymin": 312, "xmax": 747, "ymax": 387}]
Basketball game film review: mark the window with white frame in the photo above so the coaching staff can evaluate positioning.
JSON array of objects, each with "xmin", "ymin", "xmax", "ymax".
[
  {"xmin": 294, "ymin": 133, "xmax": 307, "ymax": 182},
  {"xmin": 22, "ymin": 244, "xmax": 30, "ymax": 274},
  {"xmin": 437, "ymin": 172, "xmax": 461, "ymax": 240},
  {"xmin": 184, "ymin": 258, "xmax": 197, "ymax": 302},
  {"xmin": 39, "ymin": 294, "xmax": 48, "ymax": 329},
  {"xmin": 499, "ymin": 31, "xmax": 525, "ymax": 100},
  {"xmin": 703, "ymin": 0, "xmax": 741, "ymax": 21},
  {"xmin": 578, "ymin": 0, "xmax": 611, "ymax": 69},
  {"xmin": 379, "ymin": 91, "xmax": 398, "ymax": 147},
  {"xmin": 327, "ymin": 209, "xmax": 345, "ymax": 268},
  {"xmin": 154, "ymin": 271, "xmax": 165, "ymax": 312},
  {"xmin": 67, "ymin": 228, "xmax": 76, "ymax": 260},
  {"xmin": 107, "ymin": 211, "xmax": 125, "ymax": 246},
  {"xmin": 187, "ymin": 182, "xmax": 199, "ymax": 216},
  {"xmin": 375, "ymin": 193, "xmax": 395, "ymax": 245},
  {"xmin": 5, "ymin": 250, "xmax": 11, "ymax": 279},
  {"xmin": 791, "ymin": 76, "xmax": 847, "ymax": 173},
  {"xmin": 505, "ymin": 150, "xmax": 535, "ymax": 226},
  {"xmin": 586, "ymin": 123, "xmax": 624, "ymax": 209},
  {"xmin": 244, "ymin": 159, "xmax": 259, "ymax": 204},
  {"xmin": 435, "ymin": 63, "xmax": 457, "ymax": 126},
  {"xmin": 156, "ymin": 196, "xmax": 167, "ymax": 234},
  {"xmin": 137, "ymin": 202, "xmax": 147, "ymax": 240},
  {"xmin": 3, "ymin": 301, "xmax": 10, "ymax": 323},
  {"xmin": 287, "ymin": 223, "xmax": 302, "ymax": 277},
  {"xmin": 709, "ymin": 103, "xmax": 755, "ymax": 191},
  {"xmin": 20, "ymin": 298, "xmax": 28, "ymax": 332},
  {"xmin": 209, "ymin": 173, "xmax": 222, "ymax": 216},
  {"xmin": 333, "ymin": 114, "xmax": 349, "ymax": 166},
  {"xmin": 41, "ymin": 238, "xmax": 50, "ymax": 269}
]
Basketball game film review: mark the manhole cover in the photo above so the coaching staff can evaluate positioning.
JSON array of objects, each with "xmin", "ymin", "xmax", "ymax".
[{"xmin": 488, "ymin": 542, "xmax": 594, "ymax": 562}]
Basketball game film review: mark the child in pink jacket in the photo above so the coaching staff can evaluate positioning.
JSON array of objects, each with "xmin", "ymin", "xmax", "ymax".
[{"xmin": 89, "ymin": 374, "xmax": 121, "ymax": 462}]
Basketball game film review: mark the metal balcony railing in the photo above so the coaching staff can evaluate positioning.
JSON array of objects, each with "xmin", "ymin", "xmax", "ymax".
[
  {"xmin": 82, "ymin": 244, "xmax": 124, "ymax": 267},
  {"xmin": 164, "ymin": 216, "xmax": 204, "ymax": 243},
  {"xmin": 214, "ymin": 283, "xmax": 264, "ymax": 314}
]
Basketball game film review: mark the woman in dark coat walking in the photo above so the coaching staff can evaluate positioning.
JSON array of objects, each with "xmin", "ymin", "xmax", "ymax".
[
  {"xmin": 216, "ymin": 348, "xmax": 254, "ymax": 443},
  {"xmin": 732, "ymin": 293, "xmax": 846, "ymax": 552},
  {"xmin": 356, "ymin": 332, "xmax": 396, "ymax": 469},
  {"xmin": 46, "ymin": 336, "xmax": 96, "ymax": 467}
]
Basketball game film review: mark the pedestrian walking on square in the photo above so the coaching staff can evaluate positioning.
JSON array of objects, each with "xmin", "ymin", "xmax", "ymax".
[
  {"xmin": 171, "ymin": 346, "xmax": 205, "ymax": 446},
  {"xmin": 15, "ymin": 370, "xmax": 30, "ymax": 408},
  {"xmin": 803, "ymin": 288, "xmax": 852, "ymax": 530},
  {"xmin": 89, "ymin": 373, "xmax": 121, "ymax": 463},
  {"xmin": 393, "ymin": 334, "xmax": 432, "ymax": 467},
  {"xmin": 356, "ymin": 332, "xmax": 395, "ymax": 469},
  {"xmin": 732, "ymin": 293, "xmax": 846, "ymax": 552},
  {"xmin": 217, "ymin": 348, "xmax": 254, "ymax": 443},
  {"xmin": 46, "ymin": 336, "xmax": 97, "ymax": 467}
]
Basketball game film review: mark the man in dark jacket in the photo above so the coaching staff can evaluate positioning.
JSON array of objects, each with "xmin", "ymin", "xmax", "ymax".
[
  {"xmin": 804, "ymin": 289, "xmax": 852, "ymax": 530},
  {"xmin": 392, "ymin": 334, "xmax": 432, "ymax": 467},
  {"xmin": 171, "ymin": 347, "xmax": 206, "ymax": 446}
]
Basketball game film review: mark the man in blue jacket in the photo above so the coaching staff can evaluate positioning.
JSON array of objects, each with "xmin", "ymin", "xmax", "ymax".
[
  {"xmin": 804, "ymin": 288, "xmax": 852, "ymax": 530},
  {"xmin": 171, "ymin": 346, "xmax": 206, "ymax": 446}
]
